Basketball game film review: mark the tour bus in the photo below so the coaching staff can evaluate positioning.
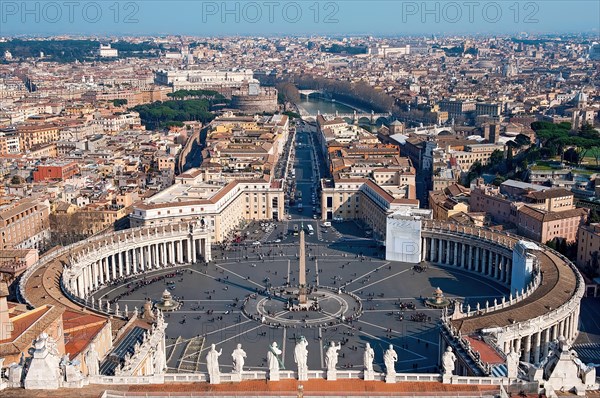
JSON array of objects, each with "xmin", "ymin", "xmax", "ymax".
[{"xmin": 306, "ymin": 224, "xmax": 314, "ymax": 235}]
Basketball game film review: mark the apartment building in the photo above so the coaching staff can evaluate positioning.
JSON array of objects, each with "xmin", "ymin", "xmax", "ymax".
[
  {"xmin": 205, "ymin": 114, "xmax": 289, "ymax": 178},
  {"xmin": 429, "ymin": 184, "xmax": 471, "ymax": 221},
  {"xmin": 470, "ymin": 180, "xmax": 587, "ymax": 243},
  {"xmin": 438, "ymin": 99, "xmax": 476, "ymax": 118},
  {"xmin": 33, "ymin": 161, "xmax": 80, "ymax": 182},
  {"xmin": 17, "ymin": 124, "xmax": 60, "ymax": 151},
  {"xmin": 321, "ymin": 178, "xmax": 419, "ymax": 241},
  {"xmin": 475, "ymin": 102, "xmax": 502, "ymax": 117},
  {"xmin": 0, "ymin": 198, "xmax": 50, "ymax": 250},
  {"xmin": 0, "ymin": 129, "xmax": 21, "ymax": 155},
  {"xmin": 449, "ymin": 143, "xmax": 505, "ymax": 170},
  {"xmin": 577, "ymin": 223, "xmax": 600, "ymax": 269},
  {"xmin": 517, "ymin": 205, "xmax": 587, "ymax": 243},
  {"xmin": 130, "ymin": 175, "xmax": 284, "ymax": 243}
]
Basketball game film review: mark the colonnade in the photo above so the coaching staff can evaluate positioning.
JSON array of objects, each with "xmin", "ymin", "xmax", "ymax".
[
  {"xmin": 62, "ymin": 223, "xmax": 211, "ymax": 301},
  {"xmin": 421, "ymin": 236, "xmax": 513, "ymax": 286},
  {"xmin": 424, "ymin": 222, "xmax": 584, "ymax": 370},
  {"xmin": 501, "ymin": 305, "xmax": 580, "ymax": 365}
]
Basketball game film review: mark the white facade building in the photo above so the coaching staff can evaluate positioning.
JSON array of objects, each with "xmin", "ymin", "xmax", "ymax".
[{"xmin": 385, "ymin": 207, "xmax": 432, "ymax": 263}]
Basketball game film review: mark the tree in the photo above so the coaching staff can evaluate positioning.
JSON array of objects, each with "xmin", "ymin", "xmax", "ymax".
[
  {"xmin": 275, "ymin": 82, "xmax": 300, "ymax": 104},
  {"xmin": 564, "ymin": 147, "xmax": 579, "ymax": 164},
  {"xmin": 492, "ymin": 175, "xmax": 506, "ymax": 186},
  {"xmin": 112, "ymin": 99, "xmax": 128, "ymax": 107},
  {"xmin": 10, "ymin": 175, "xmax": 24, "ymax": 185},
  {"xmin": 488, "ymin": 150, "xmax": 504, "ymax": 166}
]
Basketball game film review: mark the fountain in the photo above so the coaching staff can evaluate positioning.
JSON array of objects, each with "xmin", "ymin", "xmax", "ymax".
[
  {"xmin": 425, "ymin": 287, "xmax": 451, "ymax": 308},
  {"xmin": 154, "ymin": 289, "xmax": 181, "ymax": 312}
]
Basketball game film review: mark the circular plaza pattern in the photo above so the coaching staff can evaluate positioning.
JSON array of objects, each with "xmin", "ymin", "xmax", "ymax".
[
  {"xmin": 243, "ymin": 286, "xmax": 362, "ymax": 328},
  {"xmin": 74, "ymin": 236, "xmax": 512, "ymax": 373}
]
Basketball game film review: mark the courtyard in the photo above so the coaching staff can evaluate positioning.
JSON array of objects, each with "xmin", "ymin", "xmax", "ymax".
[{"xmin": 93, "ymin": 240, "xmax": 507, "ymax": 375}]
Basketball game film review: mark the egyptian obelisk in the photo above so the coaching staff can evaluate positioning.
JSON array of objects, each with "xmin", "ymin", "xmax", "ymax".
[{"xmin": 298, "ymin": 224, "xmax": 307, "ymax": 304}]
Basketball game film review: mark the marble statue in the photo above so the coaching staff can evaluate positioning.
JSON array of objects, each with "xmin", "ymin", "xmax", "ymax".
[
  {"xmin": 442, "ymin": 346, "xmax": 456, "ymax": 376},
  {"xmin": 268, "ymin": 342, "xmax": 283, "ymax": 381},
  {"xmin": 231, "ymin": 344, "xmax": 247, "ymax": 374},
  {"xmin": 294, "ymin": 336, "xmax": 309, "ymax": 380},
  {"xmin": 85, "ymin": 343, "xmax": 100, "ymax": 376},
  {"xmin": 205, "ymin": 344, "xmax": 222, "ymax": 384},
  {"xmin": 24, "ymin": 333, "xmax": 62, "ymax": 389},
  {"xmin": 325, "ymin": 341, "xmax": 341, "ymax": 381},
  {"xmin": 153, "ymin": 345, "xmax": 166, "ymax": 375},
  {"xmin": 7, "ymin": 362, "xmax": 23, "ymax": 388},
  {"xmin": 363, "ymin": 343, "xmax": 375, "ymax": 372},
  {"xmin": 506, "ymin": 347, "xmax": 520, "ymax": 378},
  {"xmin": 325, "ymin": 341, "xmax": 341, "ymax": 371},
  {"xmin": 383, "ymin": 344, "xmax": 398, "ymax": 377}
]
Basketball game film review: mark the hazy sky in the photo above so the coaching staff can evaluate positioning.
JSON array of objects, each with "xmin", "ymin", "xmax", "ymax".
[{"xmin": 1, "ymin": 1, "xmax": 599, "ymax": 36}]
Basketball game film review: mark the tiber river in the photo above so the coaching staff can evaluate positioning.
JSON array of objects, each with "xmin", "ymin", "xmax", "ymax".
[{"xmin": 295, "ymin": 96, "xmax": 361, "ymax": 116}]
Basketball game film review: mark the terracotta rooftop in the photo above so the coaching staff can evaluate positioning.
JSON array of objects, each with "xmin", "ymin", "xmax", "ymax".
[
  {"xmin": 63, "ymin": 309, "xmax": 108, "ymax": 360},
  {"xmin": 464, "ymin": 336, "xmax": 505, "ymax": 364},
  {"xmin": 0, "ymin": 379, "xmax": 500, "ymax": 397},
  {"xmin": 0, "ymin": 304, "xmax": 63, "ymax": 357},
  {"xmin": 518, "ymin": 205, "xmax": 587, "ymax": 222}
]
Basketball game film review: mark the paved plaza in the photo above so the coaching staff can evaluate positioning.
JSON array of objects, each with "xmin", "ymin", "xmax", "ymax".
[{"xmin": 94, "ymin": 239, "xmax": 508, "ymax": 375}]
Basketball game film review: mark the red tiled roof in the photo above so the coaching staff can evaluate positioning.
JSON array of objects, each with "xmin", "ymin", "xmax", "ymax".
[{"xmin": 464, "ymin": 336, "xmax": 505, "ymax": 364}]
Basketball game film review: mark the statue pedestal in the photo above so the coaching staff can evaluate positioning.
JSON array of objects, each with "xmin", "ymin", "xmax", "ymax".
[
  {"xmin": 442, "ymin": 374, "xmax": 452, "ymax": 384},
  {"xmin": 327, "ymin": 370, "xmax": 337, "ymax": 381},
  {"xmin": 230, "ymin": 372, "xmax": 242, "ymax": 382},
  {"xmin": 209, "ymin": 374, "xmax": 221, "ymax": 384},
  {"xmin": 385, "ymin": 373, "xmax": 396, "ymax": 384},
  {"xmin": 363, "ymin": 370, "xmax": 375, "ymax": 381},
  {"xmin": 269, "ymin": 370, "xmax": 280, "ymax": 381},
  {"xmin": 298, "ymin": 370, "xmax": 308, "ymax": 381}
]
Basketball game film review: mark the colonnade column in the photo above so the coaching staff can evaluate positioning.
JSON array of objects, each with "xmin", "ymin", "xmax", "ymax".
[
  {"xmin": 150, "ymin": 243, "xmax": 160, "ymax": 268},
  {"xmin": 468, "ymin": 245, "xmax": 473, "ymax": 270},
  {"xmin": 571, "ymin": 306, "xmax": 580, "ymax": 341},
  {"xmin": 438, "ymin": 238, "xmax": 443, "ymax": 263},
  {"xmin": 522, "ymin": 335, "xmax": 531, "ymax": 362},
  {"xmin": 453, "ymin": 242, "xmax": 458, "ymax": 266},
  {"xmin": 542, "ymin": 328, "xmax": 550, "ymax": 358},
  {"xmin": 103, "ymin": 258, "xmax": 109, "ymax": 284},
  {"xmin": 532, "ymin": 332, "xmax": 541, "ymax": 364},
  {"xmin": 137, "ymin": 247, "xmax": 143, "ymax": 271},
  {"xmin": 494, "ymin": 253, "xmax": 499, "ymax": 279},
  {"xmin": 125, "ymin": 249, "xmax": 131, "ymax": 275},
  {"xmin": 191, "ymin": 238, "xmax": 197, "ymax": 263},
  {"xmin": 133, "ymin": 247, "xmax": 138, "ymax": 274}
]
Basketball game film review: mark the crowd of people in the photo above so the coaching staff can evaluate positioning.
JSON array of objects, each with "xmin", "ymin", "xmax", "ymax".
[{"xmin": 107, "ymin": 270, "xmax": 185, "ymax": 304}]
